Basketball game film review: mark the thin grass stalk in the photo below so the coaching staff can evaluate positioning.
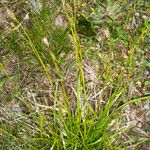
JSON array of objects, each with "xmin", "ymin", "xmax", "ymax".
[
  {"xmin": 1, "ymin": 3, "xmax": 53, "ymax": 88},
  {"xmin": 127, "ymin": 26, "xmax": 148, "ymax": 82}
]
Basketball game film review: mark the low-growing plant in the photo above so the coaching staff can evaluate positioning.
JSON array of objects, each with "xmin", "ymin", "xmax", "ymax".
[{"xmin": 0, "ymin": 0, "xmax": 149, "ymax": 149}]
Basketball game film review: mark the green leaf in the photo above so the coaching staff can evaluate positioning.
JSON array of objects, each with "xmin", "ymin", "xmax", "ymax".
[{"xmin": 0, "ymin": 63, "xmax": 9, "ymax": 78}]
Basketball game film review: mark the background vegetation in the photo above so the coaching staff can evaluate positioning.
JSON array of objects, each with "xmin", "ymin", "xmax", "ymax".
[{"xmin": 0, "ymin": 0, "xmax": 149, "ymax": 149}]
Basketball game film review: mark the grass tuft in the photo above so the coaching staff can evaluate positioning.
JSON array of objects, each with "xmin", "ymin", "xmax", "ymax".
[{"xmin": 0, "ymin": 0, "xmax": 149, "ymax": 149}]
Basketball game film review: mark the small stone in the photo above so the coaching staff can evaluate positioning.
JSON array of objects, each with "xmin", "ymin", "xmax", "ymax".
[
  {"xmin": 135, "ymin": 12, "xmax": 140, "ymax": 17},
  {"xmin": 144, "ymin": 104, "xmax": 149, "ymax": 110},
  {"xmin": 144, "ymin": 70, "xmax": 149, "ymax": 76},
  {"xmin": 137, "ymin": 122, "xmax": 142, "ymax": 128},
  {"xmin": 142, "ymin": 15, "xmax": 148, "ymax": 20},
  {"xmin": 55, "ymin": 16, "xmax": 67, "ymax": 28}
]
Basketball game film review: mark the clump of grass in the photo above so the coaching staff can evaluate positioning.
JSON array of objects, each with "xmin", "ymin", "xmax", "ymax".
[{"xmin": 0, "ymin": 0, "xmax": 149, "ymax": 149}]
